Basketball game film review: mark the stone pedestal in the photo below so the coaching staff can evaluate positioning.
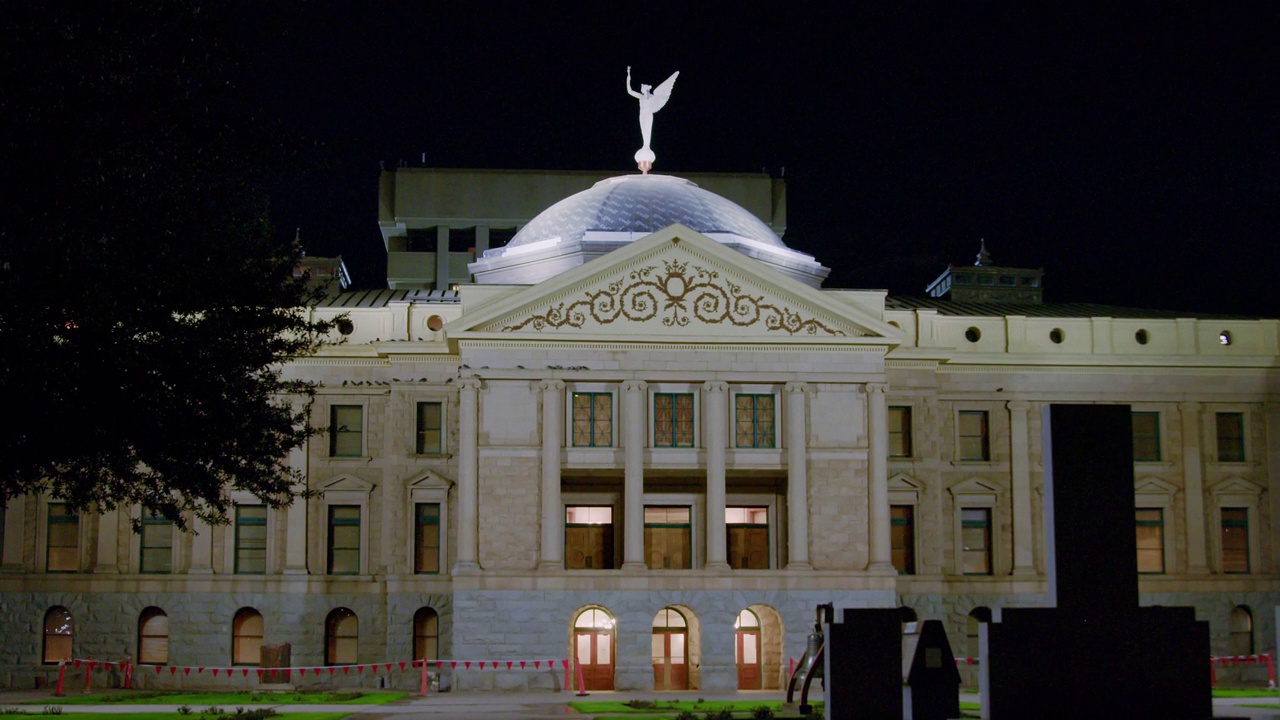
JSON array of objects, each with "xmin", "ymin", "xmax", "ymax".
[{"xmin": 259, "ymin": 642, "xmax": 294, "ymax": 691}]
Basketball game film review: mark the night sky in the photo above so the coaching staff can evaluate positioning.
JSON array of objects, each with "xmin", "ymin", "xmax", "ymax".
[{"xmin": 242, "ymin": 3, "xmax": 1276, "ymax": 315}]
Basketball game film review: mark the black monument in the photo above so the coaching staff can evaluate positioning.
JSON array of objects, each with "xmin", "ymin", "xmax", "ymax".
[
  {"xmin": 902, "ymin": 620, "xmax": 961, "ymax": 720},
  {"xmin": 982, "ymin": 404, "xmax": 1211, "ymax": 719},
  {"xmin": 823, "ymin": 607, "xmax": 904, "ymax": 720}
]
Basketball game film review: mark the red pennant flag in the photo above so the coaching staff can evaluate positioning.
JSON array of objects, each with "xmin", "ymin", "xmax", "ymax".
[
  {"xmin": 86, "ymin": 662, "xmax": 95, "ymax": 671},
  {"xmin": 506, "ymin": 661, "xmax": 513, "ymax": 670},
  {"xmin": 449, "ymin": 661, "xmax": 457, "ymax": 670},
  {"xmin": 183, "ymin": 668, "xmax": 191, "ymax": 676},
  {"xmin": 155, "ymin": 666, "xmax": 163, "ymax": 674},
  {"xmin": 561, "ymin": 659, "xmax": 568, "ymax": 669},
  {"xmin": 342, "ymin": 666, "xmax": 349, "ymax": 675},
  {"xmin": 211, "ymin": 669, "xmax": 218, "ymax": 677},
  {"xmin": 436, "ymin": 661, "xmax": 443, "ymax": 670},
  {"xmin": 74, "ymin": 660, "xmax": 82, "ymax": 669},
  {"xmin": 478, "ymin": 661, "xmax": 486, "ymax": 670},
  {"xmin": 399, "ymin": 661, "xmax": 406, "ymax": 671},
  {"xmin": 357, "ymin": 665, "xmax": 365, "ymax": 674},
  {"xmin": 534, "ymin": 661, "xmax": 541, "ymax": 669},
  {"xmin": 328, "ymin": 667, "xmax": 335, "ymax": 676},
  {"xmin": 197, "ymin": 667, "xmax": 204, "ymax": 674},
  {"xmin": 256, "ymin": 669, "xmax": 263, "ymax": 679},
  {"xmin": 169, "ymin": 667, "xmax": 177, "ymax": 676},
  {"xmin": 385, "ymin": 663, "xmax": 393, "ymax": 672},
  {"xmin": 464, "ymin": 661, "xmax": 471, "ymax": 670},
  {"xmin": 520, "ymin": 661, "xmax": 526, "ymax": 669}
]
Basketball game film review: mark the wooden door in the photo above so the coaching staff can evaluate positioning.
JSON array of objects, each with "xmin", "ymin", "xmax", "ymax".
[
  {"xmin": 575, "ymin": 630, "xmax": 613, "ymax": 690},
  {"xmin": 736, "ymin": 629, "xmax": 761, "ymax": 689},
  {"xmin": 651, "ymin": 630, "xmax": 688, "ymax": 690}
]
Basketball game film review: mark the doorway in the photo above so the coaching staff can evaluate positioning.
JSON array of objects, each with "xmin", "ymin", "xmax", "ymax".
[
  {"xmin": 651, "ymin": 607, "xmax": 688, "ymax": 690},
  {"xmin": 734, "ymin": 608, "xmax": 761, "ymax": 689},
  {"xmin": 573, "ymin": 607, "xmax": 615, "ymax": 690}
]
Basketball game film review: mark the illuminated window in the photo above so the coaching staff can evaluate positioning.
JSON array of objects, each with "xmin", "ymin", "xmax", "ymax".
[
  {"xmin": 140, "ymin": 511, "xmax": 173, "ymax": 574},
  {"xmin": 571, "ymin": 393, "xmax": 613, "ymax": 447},
  {"xmin": 415, "ymin": 402, "xmax": 443, "ymax": 454},
  {"xmin": 644, "ymin": 506, "xmax": 691, "ymax": 569},
  {"xmin": 232, "ymin": 608, "xmax": 263, "ymax": 666},
  {"xmin": 653, "ymin": 393, "xmax": 694, "ymax": 448},
  {"xmin": 46, "ymin": 503, "xmax": 78, "ymax": 572},
  {"xmin": 888, "ymin": 406, "xmax": 912, "ymax": 457},
  {"xmin": 1132, "ymin": 412, "xmax": 1161, "ymax": 462},
  {"xmin": 327, "ymin": 506, "xmax": 360, "ymax": 575},
  {"xmin": 961, "ymin": 508, "xmax": 992, "ymax": 575},
  {"xmin": 565, "ymin": 506, "xmax": 614, "ymax": 570},
  {"xmin": 326, "ymin": 608, "xmax": 358, "ymax": 665},
  {"xmin": 234, "ymin": 505, "xmax": 267, "ymax": 574},
  {"xmin": 1215, "ymin": 413, "xmax": 1245, "ymax": 462},
  {"xmin": 137, "ymin": 607, "xmax": 169, "ymax": 665},
  {"xmin": 329, "ymin": 405, "xmax": 363, "ymax": 457},
  {"xmin": 414, "ymin": 503, "xmax": 440, "ymax": 574},
  {"xmin": 413, "ymin": 607, "xmax": 439, "ymax": 661},
  {"xmin": 891, "ymin": 505, "xmax": 915, "ymax": 575},
  {"xmin": 43, "ymin": 607, "xmax": 73, "ymax": 664},
  {"xmin": 734, "ymin": 394, "xmax": 775, "ymax": 448},
  {"xmin": 1135, "ymin": 508, "xmax": 1164, "ymax": 574},
  {"xmin": 726, "ymin": 507, "xmax": 769, "ymax": 569},
  {"xmin": 1221, "ymin": 508, "xmax": 1250, "ymax": 573},
  {"xmin": 958, "ymin": 411, "xmax": 990, "ymax": 461}
]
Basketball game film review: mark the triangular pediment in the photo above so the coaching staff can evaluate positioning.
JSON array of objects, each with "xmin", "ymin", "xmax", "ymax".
[
  {"xmin": 407, "ymin": 470, "xmax": 453, "ymax": 489},
  {"xmin": 450, "ymin": 226, "xmax": 898, "ymax": 343},
  {"xmin": 1135, "ymin": 476, "xmax": 1177, "ymax": 496},
  {"xmin": 319, "ymin": 475, "xmax": 374, "ymax": 494},
  {"xmin": 1210, "ymin": 477, "xmax": 1263, "ymax": 496},
  {"xmin": 948, "ymin": 478, "xmax": 999, "ymax": 498}
]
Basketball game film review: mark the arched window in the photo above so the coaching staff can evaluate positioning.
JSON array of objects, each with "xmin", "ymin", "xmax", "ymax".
[
  {"xmin": 232, "ymin": 608, "xmax": 263, "ymax": 666},
  {"xmin": 137, "ymin": 607, "xmax": 169, "ymax": 665},
  {"xmin": 326, "ymin": 608, "xmax": 358, "ymax": 665},
  {"xmin": 965, "ymin": 607, "xmax": 992, "ymax": 661},
  {"xmin": 43, "ymin": 607, "xmax": 73, "ymax": 664},
  {"xmin": 413, "ymin": 607, "xmax": 439, "ymax": 661},
  {"xmin": 1228, "ymin": 605, "xmax": 1253, "ymax": 657}
]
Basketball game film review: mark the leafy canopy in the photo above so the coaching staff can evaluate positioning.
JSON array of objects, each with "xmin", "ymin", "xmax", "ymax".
[{"xmin": 0, "ymin": 3, "xmax": 336, "ymax": 526}]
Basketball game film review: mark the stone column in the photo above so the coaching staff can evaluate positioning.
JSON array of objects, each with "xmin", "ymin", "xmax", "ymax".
[
  {"xmin": 785, "ymin": 382, "xmax": 812, "ymax": 570},
  {"xmin": 283, "ymin": 438, "xmax": 309, "ymax": 575},
  {"xmin": 866, "ymin": 383, "xmax": 895, "ymax": 574},
  {"xmin": 622, "ymin": 380, "xmax": 647, "ymax": 570},
  {"xmin": 435, "ymin": 226, "xmax": 450, "ymax": 292},
  {"xmin": 704, "ymin": 381, "xmax": 729, "ymax": 571},
  {"xmin": 94, "ymin": 507, "xmax": 120, "ymax": 574},
  {"xmin": 189, "ymin": 515, "xmax": 214, "ymax": 574},
  {"xmin": 454, "ymin": 377, "xmax": 482, "ymax": 573},
  {"xmin": 1179, "ymin": 402, "xmax": 1210, "ymax": 574},
  {"xmin": 1008, "ymin": 400, "xmax": 1036, "ymax": 576},
  {"xmin": 539, "ymin": 380, "xmax": 565, "ymax": 570},
  {"xmin": 1, "ymin": 495, "xmax": 25, "ymax": 572},
  {"xmin": 1265, "ymin": 402, "xmax": 1280, "ymax": 574}
]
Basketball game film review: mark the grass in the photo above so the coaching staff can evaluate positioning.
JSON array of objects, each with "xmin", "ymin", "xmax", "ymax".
[
  {"xmin": 1211, "ymin": 688, "xmax": 1279, "ymax": 698},
  {"xmin": 27, "ymin": 691, "xmax": 405, "ymax": 706},
  {"xmin": 570, "ymin": 700, "xmax": 792, "ymax": 713},
  {"xmin": 0, "ymin": 715, "xmax": 350, "ymax": 720}
]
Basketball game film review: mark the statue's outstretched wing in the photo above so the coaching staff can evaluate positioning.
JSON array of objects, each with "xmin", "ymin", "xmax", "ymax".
[{"xmin": 651, "ymin": 71, "xmax": 680, "ymax": 112}]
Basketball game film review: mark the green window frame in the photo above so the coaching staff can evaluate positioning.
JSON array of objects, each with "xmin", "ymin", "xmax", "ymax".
[
  {"xmin": 960, "ymin": 507, "xmax": 992, "ymax": 575},
  {"xmin": 327, "ymin": 505, "xmax": 361, "ymax": 575},
  {"xmin": 234, "ymin": 505, "xmax": 268, "ymax": 574},
  {"xmin": 1135, "ymin": 508, "xmax": 1164, "ymax": 574},
  {"xmin": 644, "ymin": 506, "xmax": 692, "ymax": 569},
  {"xmin": 571, "ymin": 392, "xmax": 613, "ymax": 447},
  {"xmin": 725, "ymin": 506, "xmax": 770, "ymax": 569},
  {"xmin": 140, "ymin": 511, "xmax": 173, "ymax": 574},
  {"xmin": 1132, "ymin": 412, "xmax": 1161, "ymax": 462},
  {"xmin": 1215, "ymin": 412, "xmax": 1245, "ymax": 462},
  {"xmin": 734, "ymin": 394, "xmax": 776, "ymax": 448},
  {"xmin": 414, "ymin": 503, "xmax": 441, "ymax": 574},
  {"xmin": 888, "ymin": 406, "xmax": 913, "ymax": 458},
  {"xmin": 1221, "ymin": 507, "xmax": 1249, "ymax": 574},
  {"xmin": 653, "ymin": 393, "xmax": 694, "ymax": 448},
  {"xmin": 329, "ymin": 405, "xmax": 363, "ymax": 457},
  {"xmin": 891, "ymin": 505, "xmax": 915, "ymax": 575},
  {"xmin": 46, "ymin": 503, "xmax": 79, "ymax": 573},
  {"xmin": 958, "ymin": 411, "xmax": 990, "ymax": 461},
  {"xmin": 415, "ymin": 402, "xmax": 443, "ymax": 455}
]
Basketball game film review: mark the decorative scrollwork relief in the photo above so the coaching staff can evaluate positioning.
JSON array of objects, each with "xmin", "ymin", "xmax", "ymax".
[{"xmin": 503, "ymin": 260, "xmax": 844, "ymax": 335}]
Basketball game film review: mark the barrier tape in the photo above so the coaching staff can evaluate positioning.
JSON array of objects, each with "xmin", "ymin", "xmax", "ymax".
[{"xmin": 1210, "ymin": 653, "xmax": 1275, "ymax": 689}]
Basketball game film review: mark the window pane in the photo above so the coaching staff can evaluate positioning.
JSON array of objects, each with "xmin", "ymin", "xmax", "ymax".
[
  {"xmin": 415, "ymin": 503, "xmax": 441, "ymax": 574},
  {"xmin": 328, "ymin": 506, "xmax": 360, "ymax": 575},
  {"xmin": 654, "ymin": 394, "xmax": 694, "ymax": 447},
  {"xmin": 1221, "ymin": 508, "xmax": 1249, "ymax": 573},
  {"xmin": 44, "ymin": 608, "xmax": 73, "ymax": 664},
  {"xmin": 961, "ymin": 508, "xmax": 991, "ymax": 575},
  {"xmin": 139, "ymin": 610, "xmax": 169, "ymax": 665},
  {"xmin": 235, "ymin": 505, "xmax": 268, "ymax": 574},
  {"xmin": 416, "ymin": 402, "xmax": 443, "ymax": 454},
  {"xmin": 330, "ymin": 406, "xmax": 363, "ymax": 456},
  {"xmin": 645, "ymin": 506, "xmax": 692, "ymax": 570},
  {"xmin": 141, "ymin": 513, "xmax": 173, "ymax": 574},
  {"xmin": 1135, "ymin": 508, "xmax": 1164, "ymax": 574},
  {"xmin": 46, "ymin": 504, "xmax": 78, "ymax": 572},
  {"xmin": 958, "ymin": 411, "xmax": 989, "ymax": 461},
  {"xmin": 1131, "ymin": 412, "xmax": 1161, "ymax": 462},
  {"xmin": 1216, "ymin": 413, "xmax": 1245, "ymax": 462},
  {"xmin": 233, "ymin": 609, "xmax": 264, "ymax": 666},
  {"xmin": 888, "ymin": 407, "xmax": 912, "ymax": 457},
  {"xmin": 891, "ymin": 505, "xmax": 915, "ymax": 575},
  {"xmin": 735, "ymin": 394, "xmax": 775, "ymax": 448},
  {"xmin": 565, "ymin": 506, "xmax": 615, "ymax": 570}
]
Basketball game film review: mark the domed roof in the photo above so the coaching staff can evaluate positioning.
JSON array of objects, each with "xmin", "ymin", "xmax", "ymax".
[{"xmin": 508, "ymin": 174, "xmax": 787, "ymax": 249}]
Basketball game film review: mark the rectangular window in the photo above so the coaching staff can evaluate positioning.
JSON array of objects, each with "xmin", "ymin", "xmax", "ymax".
[
  {"xmin": 734, "ymin": 394, "xmax": 776, "ymax": 448},
  {"xmin": 415, "ymin": 402, "xmax": 443, "ymax": 454},
  {"xmin": 235, "ymin": 505, "xmax": 268, "ymax": 574},
  {"xmin": 891, "ymin": 505, "xmax": 915, "ymax": 575},
  {"xmin": 327, "ymin": 505, "xmax": 360, "ymax": 575},
  {"xmin": 888, "ymin": 406, "xmax": 913, "ymax": 458},
  {"xmin": 644, "ymin": 506, "xmax": 691, "ymax": 569},
  {"xmin": 958, "ymin": 411, "xmax": 990, "ymax": 461},
  {"xmin": 1221, "ymin": 508, "xmax": 1250, "ymax": 573},
  {"xmin": 414, "ymin": 503, "xmax": 441, "ymax": 574},
  {"xmin": 653, "ymin": 393, "xmax": 695, "ymax": 448},
  {"xmin": 571, "ymin": 393, "xmax": 613, "ymax": 447},
  {"xmin": 960, "ymin": 508, "xmax": 992, "ymax": 575},
  {"xmin": 564, "ymin": 506, "xmax": 615, "ymax": 570},
  {"xmin": 726, "ymin": 507, "xmax": 769, "ymax": 569},
  {"xmin": 1132, "ymin": 412, "xmax": 1161, "ymax": 462},
  {"xmin": 46, "ymin": 503, "xmax": 78, "ymax": 573},
  {"xmin": 1135, "ymin": 508, "xmax": 1164, "ymax": 574},
  {"xmin": 1216, "ymin": 412, "xmax": 1245, "ymax": 462},
  {"xmin": 140, "ymin": 511, "xmax": 173, "ymax": 574},
  {"xmin": 329, "ymin": 405, "xmax": 364, "ymax": 457}
]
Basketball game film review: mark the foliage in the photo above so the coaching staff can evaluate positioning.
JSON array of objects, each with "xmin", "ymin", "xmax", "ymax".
[
  {"xmin": 674, "ymin": 712, "xmax": 698, "ymax": 720},
  {"xmin": 751, "ymin": 706, "xmax": 775, "ymax": 720},
  {"xmin": 704, "ymin": 710, "xmax": 735, "ymax": 720},
  {"xmin": 0, "ymin": 2, "xmax": 336, "ymax": 526}
]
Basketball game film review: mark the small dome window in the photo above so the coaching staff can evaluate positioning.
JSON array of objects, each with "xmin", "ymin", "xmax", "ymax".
[
  {"xmin": 1135, "ymin": 329, "xmax": 1149, "ymax": 345},
  {"xmin": 964, "ymin": 327, "xmax": 981, "ymax": 343},
  {"xmin": 1219, "ymin": 331, "xmax": 1232, "ymax": 346},
  {"xmin": 427, "ymin": 315, "xmax": 444, "ymax": 332},
  {"xmin": 336, "ymin": 319, "xmax": 354, "ymax": 336},
  {"xmin": 1049, "ymin": 328, "xmax": 1064, "ymax": 344}
]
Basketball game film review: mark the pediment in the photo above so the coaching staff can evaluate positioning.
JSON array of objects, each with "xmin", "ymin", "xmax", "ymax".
[
  {"xmin": 1210, "ymin": 477, "xmax": 1263, "ymax": 496},
  {"xmin": 948, "ymin": 478, "xmax": 1000, "ymax": 498},
  {"xmin": 407, "ymin": 470, "xmax": 454, "ymax": 489},
  {"xmin": 319, "ymin": 475, "xmax": 374, "ymax": 494},
  {"xmin": 450, "ymin": 226, "xmax": 898, "ymax": 343},
  {"xmin": 1135, "ymin": 476, "xmax": 1177, "ymax": 496},
  {"xmin": 889, "ymin": 473, "xmax": 922, "ymax": 491}
]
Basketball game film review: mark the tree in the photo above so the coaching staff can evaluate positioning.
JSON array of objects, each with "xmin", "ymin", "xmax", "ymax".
[{"xmin": 0, "ymin": 3, "xmax": 336, "ymax": 527}]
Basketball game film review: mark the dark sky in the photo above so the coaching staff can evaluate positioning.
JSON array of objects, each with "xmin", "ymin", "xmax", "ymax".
[{"xmin": 245, "ymin": 3, "xmax": 1276, "ymax": 315}]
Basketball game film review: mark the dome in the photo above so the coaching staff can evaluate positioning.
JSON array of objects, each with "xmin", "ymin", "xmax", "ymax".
[{"xmin": 508, "ymin": 174, "xmax": 787, "ymax": 249}]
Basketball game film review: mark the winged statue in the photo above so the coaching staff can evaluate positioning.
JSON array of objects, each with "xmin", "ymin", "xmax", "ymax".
[{"xmin": 627, "ymin": 67, "xmax": 679, "ymax": 173}]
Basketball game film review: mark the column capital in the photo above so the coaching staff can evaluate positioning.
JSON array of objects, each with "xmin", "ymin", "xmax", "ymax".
[
  {"xmin": 458, "ymin": 376, "xmax": 483, "ymax": 391},
  {"xmin": 784, "ymin": 381, "xmax": 808, "ymax": 395},
  {"xmin": 621, "ymin": 379, "xmax": 647, "ymax": 393},
  {"xmin": 1007, "ymin": 400, "xmax": 1031, "ymax": 413},
  {"xmin": 538, "ymin": 379, "xmax": 565, "ymax": 393},
  {"xmin": 702, "ymin": 380, "xmax": 728, "ymax": 394},
  {"xmin": 865, "ymin": 382, "xmax": 888, "ymax": 395}
]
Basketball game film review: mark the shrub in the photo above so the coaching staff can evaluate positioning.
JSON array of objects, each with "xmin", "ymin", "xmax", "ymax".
[
  {"xmin": 675, "ymin": 712, "xmax": 699, "ymax": 720},
  {"xmin": 706, "ymin": 709, "xmax": 735, "ymax": 720},
  {"xmin": 751, "ymin": 705, "xmax": 775, "ymax": 720}
]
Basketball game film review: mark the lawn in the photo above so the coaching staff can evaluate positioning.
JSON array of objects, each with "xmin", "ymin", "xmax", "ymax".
[{"xmin": 27, "ymin": 690, "xmax": 405, "ymax": 705}]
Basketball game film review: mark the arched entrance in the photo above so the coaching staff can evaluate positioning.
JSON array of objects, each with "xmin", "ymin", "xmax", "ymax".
[
  {"xmin": 652, "ymin": 607, "xmax": 688, "ymax": 690},
  {"xmin": 572, "ymin": 607, "xmax": 615, "ymax": 690},
  {"xmin": 734, "ymin": 608, "xmax": 761, "ymax": 689}
]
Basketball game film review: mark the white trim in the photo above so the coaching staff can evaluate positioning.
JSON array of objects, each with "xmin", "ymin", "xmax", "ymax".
[
  {"xmin": 1210, "ymin": 477, "xmax": 1263, "ymax": 574},
  {"xmin": 948, "ymin": 479, "xmax": 999, "ymax": 576},
  {"xmin": 320, "ymin": 475, "xmax": 374, "ymax": 576},
  {"xmin": 408, "ymin": 471, "xmax": 452, "ymax": 576}
]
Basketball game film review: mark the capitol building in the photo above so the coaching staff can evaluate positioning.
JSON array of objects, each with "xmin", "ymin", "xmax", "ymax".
[{"xmin": 1, "ymin": 165, "xmax": 1276, "ymax": 692}]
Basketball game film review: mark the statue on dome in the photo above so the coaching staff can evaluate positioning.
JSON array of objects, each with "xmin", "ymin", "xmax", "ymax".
[{"xmin": 627, "ymin": 67, "xmax": 679, "ymax": 174}]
